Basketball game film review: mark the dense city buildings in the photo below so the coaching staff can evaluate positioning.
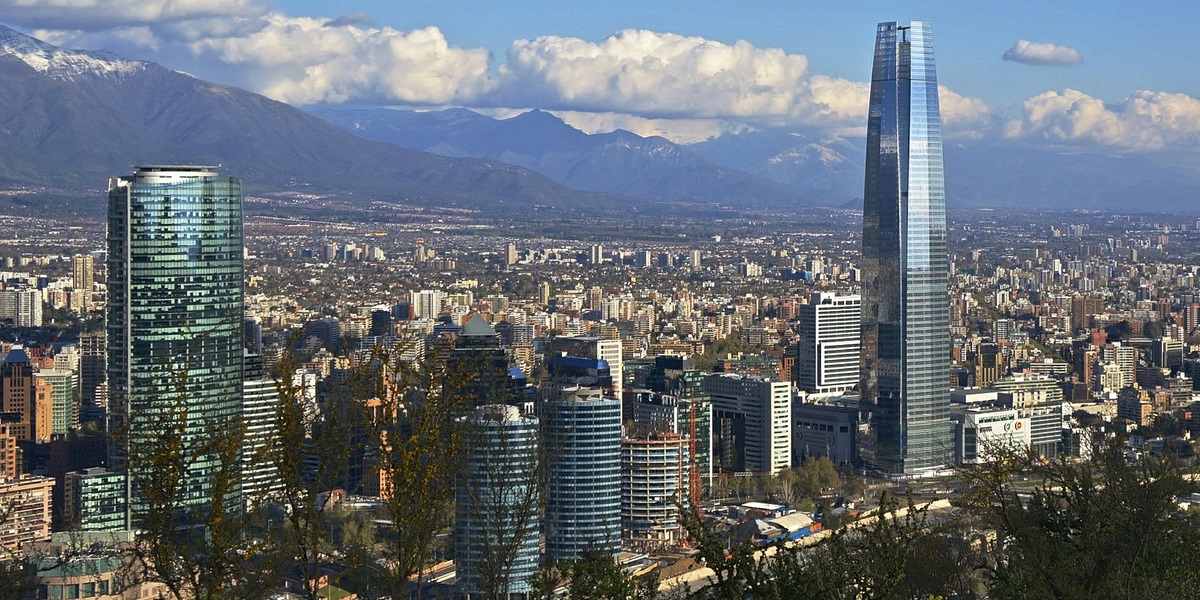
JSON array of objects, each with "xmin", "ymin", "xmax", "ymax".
[
  {"xmin": 106, "ymin": 165, "xmax": 244, "ymax": 526},
  {"xmin": 858, "ymin": 21, "xmax": 952, "ymax": 474}
]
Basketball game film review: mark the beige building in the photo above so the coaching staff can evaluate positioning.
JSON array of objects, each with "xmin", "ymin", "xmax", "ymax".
[{"xmin": 0, "ymin": 475, "xmax": 54, "ymax": 553}]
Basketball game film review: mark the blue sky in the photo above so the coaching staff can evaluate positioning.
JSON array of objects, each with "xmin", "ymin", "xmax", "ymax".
[{"xmin": 2, "ymin": 0, "xmax": 1199, "ymax": 151}]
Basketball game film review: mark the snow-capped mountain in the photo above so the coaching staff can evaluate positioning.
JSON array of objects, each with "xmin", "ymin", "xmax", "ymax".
[{"xmin": 0, "ymin": 25, "xmax": 610, "ymax": 212}]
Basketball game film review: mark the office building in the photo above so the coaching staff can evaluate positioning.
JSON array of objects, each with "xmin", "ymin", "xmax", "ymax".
[
  {"xmin": 455, "ymin": 405, "xmax": 540, "ymax": 598},
  {"xmin": 63, "ymin": 467, "xmax": 126, "ymax": 531},
  {"xmin": 242, "ymin": 353, "xmax": 282, "ymax": 509},
  {"xmin": 77, "ymin": 333, "xmax": 106, "ymax": 409},
  {"xmin": 704, "ymin": 374, "xmax": 791, "ymax": 474},
  {"xmin": 859, "ymin": 21, "xmax": 952, "ymax": 474},
  {"xmin": 543, "ymin": 387, "xmax": 622, "ymax": 561},
  {"xmin": 554, "ymin": 336, "xmax": 624, "ymax": 401},
  {"xmin": 796, "ymin": 292, "xmax": 861, "ymax": 396},
  {"xmin": 1, "ymin": 345, "xmax": 52, "ymax": 443},
  {"xmin": 107, "ymin": 165, "xmax": 244, "ymax": 526},
  {"xmin": 34, "ymin": 369, "xmax": 76, "ymax": 436}
]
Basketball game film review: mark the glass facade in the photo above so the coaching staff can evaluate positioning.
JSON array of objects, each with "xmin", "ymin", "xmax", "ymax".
[
  {"xmin": 543, "ymin": 387, "xmax": 622, "ymax": 561},
  {"xmin": 859, "ymin": 22, "xmax": 952, "ymax": 474},
  {"xmin": 107, "ymin": 166, "xmax": 244, "ymax": 525},
  {"xmin": 454, "ymin": 405, "xmax": 540, "ymax": 597}
]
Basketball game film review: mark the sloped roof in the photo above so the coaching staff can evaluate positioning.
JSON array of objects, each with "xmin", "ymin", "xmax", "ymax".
[{"xmin": 461, "ymin": 313, "xmax": 497, "ymax": 337}]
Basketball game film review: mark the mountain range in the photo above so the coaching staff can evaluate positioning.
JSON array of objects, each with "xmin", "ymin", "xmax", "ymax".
[
  {"xmin": 0, "ymin": 25, "xmax": 612, "ymax": 214},
  {"xmin": 1, "ymin": 24, "xmax": 1196, "ymax": 215}
]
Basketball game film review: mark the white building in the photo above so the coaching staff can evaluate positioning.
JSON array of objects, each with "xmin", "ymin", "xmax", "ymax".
[
  {"xmin": 796, "ymin": 292, "xmax": 860, "ymax": 396},
  {"xmin": 704, "ymin": 374, "xmax": 791, "ymax": 473}
]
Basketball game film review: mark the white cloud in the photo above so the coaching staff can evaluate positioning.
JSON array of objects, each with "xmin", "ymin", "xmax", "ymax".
[
  {"xmin": 494, "ymin": 29, "xmax": 811, "ymax": 120},
  {"xmin": 189, "ymin": 14, "xmax": 494, "ymax": 105},
  {"xmin": 550, "ymin": 110, "xmax": 741, "ymax": 144},
  {"xmin": 7, "ymin": 6, "xmax": 992, "ymax": 137},
  {"xmin": 1002, "ymin": 40, "xmax": 1083, "ymax": 66},
  {"xmin": 0, "ymin": 0, "xmax": 266, "ymax": 31},
  {"xmin": 1007, "ymin": 89, "xmax": 1200, "ymax": 150}
]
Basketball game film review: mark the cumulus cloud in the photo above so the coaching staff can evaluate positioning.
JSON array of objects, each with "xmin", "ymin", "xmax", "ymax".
[
  {"xmin": 1002, "ymin": 40, "xmax": 1083, "ymax": 66},
  {"xmin": 189, "ymin": 14, "xmax": 493, "ymax": 105},
  {"xmin": 1006, "ymin": 89, "xmax": 1200, "ymax": 150},
  {"xmin": 494, "ymin": 29, "xmax": 811, "ymax": 120}
]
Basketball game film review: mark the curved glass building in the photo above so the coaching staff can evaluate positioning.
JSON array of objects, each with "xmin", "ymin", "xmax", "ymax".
[
  {"xmin": 859, "ymin": 22, "xmax": 952, "ymax": 474},
  {"xmin": 107, "ymin": 165, "xmax": 243, "ymax": 525},
  {"xmin": 455, "ymin": 404, "xmax": 540, "ymax": 597},
  {"xmin": 543, "ymin": 387, "xmax": 622, "ymax": 561}
]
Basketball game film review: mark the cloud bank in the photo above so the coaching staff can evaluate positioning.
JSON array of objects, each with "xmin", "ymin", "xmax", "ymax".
[
  {"xmin": 1006, "ymin": 89, "xmax": 1200, "ymax": 151},
  {"xmin": 1002, "ymin": 40, "xmax": 1083, "ymax": 66}
]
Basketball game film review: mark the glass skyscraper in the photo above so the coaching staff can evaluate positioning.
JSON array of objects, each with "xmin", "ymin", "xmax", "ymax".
[
  {"xmin": 859, "ymin": 21, "xmax": 952, "ymax": 474},
  {"xmin": 107, "ymin": 165, "xmax": 244, "ymax": 526},
  {"xmin": 543, "ymin": 386, "xmax": 622, "ymax": 561}
]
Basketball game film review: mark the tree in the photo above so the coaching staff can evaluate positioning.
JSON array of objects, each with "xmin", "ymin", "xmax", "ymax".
[
  {"xmin": 541, "ymin": 549, "xmax": 661, "ymax": 600},
  {"xmin": 791, "ymin": 456, "xmax": 840, "ymax": 502},
  {"xmin": 959, "ymin": 440, "xmax": 1200, "ymax": 599},
  {"xmin": 119, "ymin": 387, "xmax": 276, "ymax": 600},
  {"xmin": 354, "ymin": 342, "xmax": 474, "ymax": 599}
]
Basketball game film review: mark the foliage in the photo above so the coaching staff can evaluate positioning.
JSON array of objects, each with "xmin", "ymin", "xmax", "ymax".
[
  {"xmin": 534, "ymin": 550, "xmax": 661, "ymax": 600},
  {"xmin": 959, "ymin": 440, "xmax": 1200, "ymax": 599}
]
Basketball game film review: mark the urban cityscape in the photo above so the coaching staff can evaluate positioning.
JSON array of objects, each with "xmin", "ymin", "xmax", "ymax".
[{"xmin": 2, "ymin": 4, "xmax": 1200, "ymax": 600}]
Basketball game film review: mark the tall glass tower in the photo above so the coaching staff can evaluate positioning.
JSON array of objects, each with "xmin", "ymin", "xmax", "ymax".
[
  {"xmin": 107, "ymin": 165, "xmax": 244, "ymax": 526},
  {"xmin": 543, "ymin": 386, "xmax": 622, "ymax": 561},
  {"xmin": 859, "ymin": 22, "xmax": 951, "ymax": 474}
]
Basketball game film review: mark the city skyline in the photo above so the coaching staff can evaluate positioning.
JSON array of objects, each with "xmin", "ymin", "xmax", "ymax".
[{"xmin": 0, "ymin": 2, "xmax": 1198, "ymax": 160}]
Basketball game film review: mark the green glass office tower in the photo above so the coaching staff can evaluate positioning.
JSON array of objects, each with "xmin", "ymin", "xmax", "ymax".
[
  {"xmin": 107, "ymin": 166, "xmax": 243, "ymax": 526},
  {"xmin": 859, "ymin": 22, "xmax": 951, "ymax": 474}
]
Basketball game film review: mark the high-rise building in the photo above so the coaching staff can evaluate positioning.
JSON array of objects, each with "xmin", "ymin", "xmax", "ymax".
[
  {"xmin": 411, "ymin": 289, "xmax": 444, "ymax": 320},
  {"xmin": 554, "ymin": 336, "xmax": 624, "ymax": 402},
  {"xmin": 0, "ymin": 288, "xmax": 43, "ymax": 327},
  {"xmin": 0, "ymin": 476, "xmax": 54, "ymax": 549},
  {"xmin": 796, "ymin": 292, "xmax": 861, "ymax": 396},
  {"xmin": 35, "ymin": 369, "xmax": 76, "ymax": 435},
  {"xmin": 77, "ymin": 333, "xmax": 106, "ymax": 409},
  {"xmin": 72, "ymin": 254, "xmax": 94, "ymax": 309},
  {"xmin": 1, "ymin": 345, "xmax": 52, "ymax": 443},
  {"xmin": 455, "ymin": 405, "xmax": 540, "ymax": 598},
  {"xmin": 107, "ymin": 165, "xmax": 244, "ymax": 526},
  {"xmin": 704, "ymin": 374, "xmax": 791, "ymax": 474},
  {"xmin": 589, "ymin": 244, "xmax": 604, "ymax": 266},
  {"xmin": 241, "ymin": 353, "xmax": 282, "ymax": 509},
  {"xmin": 859, "ymin": 21, "xmax": 952, "ymax": 474},
  {"xmin": 543, "ymin": 387, "xmax": 622, "ymax": 561},
  {"xmin": 621, "ymin": 433, "xmax": 689, "ymax": 550}
]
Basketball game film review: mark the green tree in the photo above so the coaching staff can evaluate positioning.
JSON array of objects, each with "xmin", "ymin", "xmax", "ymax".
[
  {"xmin": 540, "ymin": 549, "xmax": 662, "ymax": 597},
  {"xmin": 960, "ymin": 440, "xmax": 1200, "ymax": 599}
]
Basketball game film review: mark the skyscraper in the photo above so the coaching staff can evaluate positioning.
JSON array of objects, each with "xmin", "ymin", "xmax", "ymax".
[
  {"xmin": 455, "ymin": 404, "xmax": 540, "ymax": 597},
  {"xmin": 543, "ymin": 387, "xmax": 622, "ymax": 561},
  {"xmin": 107, "ymin": 165, "xmax": 244, "ymax": 525},
  {"xmin": 796, "ymin": 292, "xmax": 861, "ymax": 397},
  {"xmin": 859, "ymin": 21, "xmax": 952, "ymax": 474}
]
